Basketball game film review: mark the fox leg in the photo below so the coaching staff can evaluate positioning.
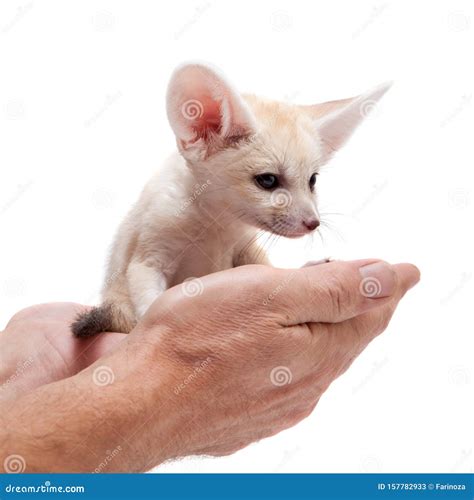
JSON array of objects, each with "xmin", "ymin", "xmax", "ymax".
[{"xmin": 126, "ymin": 259, "xmax": 168, "ymax": 318}]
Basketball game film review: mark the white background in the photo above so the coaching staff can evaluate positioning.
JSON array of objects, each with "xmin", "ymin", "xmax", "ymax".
[{"xmin": 0, "ymin": 0, "xmax": 472, "ymax": 473}]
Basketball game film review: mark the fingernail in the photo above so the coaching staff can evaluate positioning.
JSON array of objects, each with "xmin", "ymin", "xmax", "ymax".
[{"xmin": 359, "ymin": 262, "xmax": 396, "ymax": 298}]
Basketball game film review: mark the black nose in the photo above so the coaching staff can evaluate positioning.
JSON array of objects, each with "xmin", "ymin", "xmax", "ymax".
[{"xmin": 303, "ymin": 218, "xmax": 320, "ymax": 231}]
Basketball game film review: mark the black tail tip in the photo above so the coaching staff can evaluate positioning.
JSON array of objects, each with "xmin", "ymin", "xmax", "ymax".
[{"xmin": 71, "ymin": 305, "xmax": 113, "ymax": 338}]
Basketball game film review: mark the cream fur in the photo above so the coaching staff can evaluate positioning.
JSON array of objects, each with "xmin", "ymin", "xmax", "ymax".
[{"xmin": 96, "ymin": 63, "xmax": 390, "ymax": 332}]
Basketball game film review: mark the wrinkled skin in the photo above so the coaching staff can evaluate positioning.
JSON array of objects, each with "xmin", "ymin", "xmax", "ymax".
[
  {"xmin": 0, "ymin": 260, "xmax": 419, "ymax": 472},
  {"xmin": 0, "ymin": 303, "xmax": 124, "ymax": 401}
]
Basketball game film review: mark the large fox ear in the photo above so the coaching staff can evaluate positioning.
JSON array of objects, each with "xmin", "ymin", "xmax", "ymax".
[
  {"xmin": 166, "ymin": 63, "xmax": 257, "ymax": 160},
  {"xmin": 304, "ymin": 82, "xmax": 392, "ymax": 159}
]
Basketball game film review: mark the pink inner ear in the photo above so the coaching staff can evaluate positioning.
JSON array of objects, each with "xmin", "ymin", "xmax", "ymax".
[
  {"xmin": 193, "ymin": 95, "xmax": 223, "ymax": 139},
  {"xmin": 169, "ymin": 64, "xmax": 256, "ymax": 149}
]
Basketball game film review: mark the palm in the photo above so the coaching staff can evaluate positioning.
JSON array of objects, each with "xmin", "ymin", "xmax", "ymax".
[{"xmin": 1, "ymin": 303, "xmax": 125, "ymax": 394}]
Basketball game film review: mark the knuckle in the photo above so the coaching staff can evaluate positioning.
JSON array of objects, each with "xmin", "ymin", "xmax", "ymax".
[
  {"xmin": 352, "ymin": 316, "xmax": 367, "ymax": 339},
  {"xmin": 6, "ymin": 304, "xmax": 48, "ymax": 327},
  {"xmin": 247, "ymin": 264, "xmax": 274, "ymax": 279},
  {"xmin": 375, "ymin": 310, "xmax": 393, "ymax": 335},
  {"xmin": 283, "ymin": 405, "xmax": 315, "ymax": 426},
  {"xmin": 300, "ymin": 403, "xmax": 317, "ymax": 420},
  {"xmin": 352, "ymin": 308, "xmax": 393, "ymax": 345},
  {"xmin": 247, "ymin": 265, "xmax": 277, "ymax": 292},
  {"xmin": 325, "ymin": 274, "xmax": 352, "ymax": 317}
]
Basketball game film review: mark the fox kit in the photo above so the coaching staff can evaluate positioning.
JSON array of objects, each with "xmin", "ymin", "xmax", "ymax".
[{"xmin": 72, "ymin": 63, "xmax": 390, "ymax": 337}]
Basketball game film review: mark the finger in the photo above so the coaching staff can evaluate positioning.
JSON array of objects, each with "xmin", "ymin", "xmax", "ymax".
[
  {"xmin": 391, "ymin": 263, "xmax": 422, "ymax": 294},
  {"xmin": 312, "ymin": 262, "xmax": 421, "ymax": 365},
  {"xmin": 270, "ymin": 259, "xmax": 420, "ymax": 325},
  {"xmin": 72, "ymin": 331, "xmax": 127, "ymax": 372},
  {"xmin": 348, "ymin": 262, "xmax": 420, "ymax": 344},
  {"xmin": 5, "ymin": 302, "xmax": 92, "ymax": 329},
  {"xmin": 301, "ymin": 257, "xmax": 332, "ymax": 267}
]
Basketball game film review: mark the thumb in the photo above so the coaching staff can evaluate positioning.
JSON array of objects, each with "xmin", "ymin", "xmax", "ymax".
[{"xmin": 269, "ymin": 259, "xmax": 420, "ymax": 325}]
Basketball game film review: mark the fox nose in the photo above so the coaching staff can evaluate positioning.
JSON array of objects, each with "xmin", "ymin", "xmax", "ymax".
[{"xmin": 303, "ymin": 218, "xmax": 320, "ymax": 231}]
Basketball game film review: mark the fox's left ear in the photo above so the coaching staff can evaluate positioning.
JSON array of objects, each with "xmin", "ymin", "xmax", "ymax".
[
  {"xmin": 303, "ymin": 82, "xmax": 392, "ymax": 158},
  {"xmin": 166, "ymin": 63, "xmax": 257, "ymax": 161}
]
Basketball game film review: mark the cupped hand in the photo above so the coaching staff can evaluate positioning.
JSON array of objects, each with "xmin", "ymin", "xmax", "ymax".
[
  {"xmin": 0, "ymin": 303, "xmax": 125, "ymax": 400},
  {"xmin": 115, "ymin": 259, "xmax": 420, "ymax": 466},
  {"xmin": 0, "ymin": 260, "xmax": 419, "ymax": 472}
]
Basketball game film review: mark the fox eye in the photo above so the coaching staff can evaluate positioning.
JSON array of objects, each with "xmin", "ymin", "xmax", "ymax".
[
  {"xmin": 255, "ymin": 173, "xmax": 279, "ymax": 190},
  {"xmin": 309, "ymin": 173, "xmax": 318, "ymax": 190}
]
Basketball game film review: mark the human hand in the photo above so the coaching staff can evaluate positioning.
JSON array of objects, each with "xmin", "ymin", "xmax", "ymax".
[
  {"xmin": 1, "ymin": 259, "xmax": 419, "ymax": 472},
  {"xmin": 0, "ymin": 303, "xmax": 125, "ymax": 401},
  {"xmin": 117, "ymin": 259, "xmax": 419, "ymax": 468}
]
